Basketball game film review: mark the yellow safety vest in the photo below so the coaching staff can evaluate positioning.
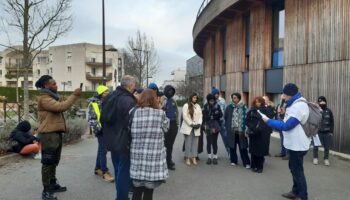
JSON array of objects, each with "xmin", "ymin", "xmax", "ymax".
[{"xmin": 88, "ymin": 102, "xmax": 101, "ymax": 127}]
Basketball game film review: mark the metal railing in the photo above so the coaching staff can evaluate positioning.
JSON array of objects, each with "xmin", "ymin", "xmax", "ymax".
[{"xmin": 197, "ymin": 0, "xmax": 213, "ymax": 18}]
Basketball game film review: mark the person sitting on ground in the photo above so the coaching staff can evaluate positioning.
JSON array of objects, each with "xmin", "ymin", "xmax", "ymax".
[{"xmin": 10, "ymin": 120, "xmax": 40, "ymax": 157}]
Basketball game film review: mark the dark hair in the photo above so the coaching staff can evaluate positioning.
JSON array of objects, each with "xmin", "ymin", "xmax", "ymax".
[
  {"xmin": 137, "ymin": 89, "xmax": 160, "ymax": 109},
  {"xmin": 35, "ymin": 75, "xmax": 53, "ymax": 89},
  {"xmin": 231, "ymin": 92, "xmax": 242, "ymax": 100},
  {"xmin": 188, "ymin": 93, "xmax": 198, "ymax": 120},
  {"xmin": 251, "ymin": 96, "xmax": 265, "ymax": 108}
]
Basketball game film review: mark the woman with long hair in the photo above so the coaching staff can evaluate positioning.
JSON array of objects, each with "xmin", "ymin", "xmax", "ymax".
[
  {"xmin": 246, "ymin": 97, "xmax": 275, "ymax": 173},
  {"xmin": 180, "ymin": 93, "xmax": 202, "ymax": 166},
  {"xmin": 130, "ymin": 89, "xmax": 169, "ymax": 200}
]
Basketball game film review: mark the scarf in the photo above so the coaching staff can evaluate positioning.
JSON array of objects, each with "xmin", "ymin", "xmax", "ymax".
[{"xmin": 40, "ymin": 88, "xmax": 60, "ymax": 101}]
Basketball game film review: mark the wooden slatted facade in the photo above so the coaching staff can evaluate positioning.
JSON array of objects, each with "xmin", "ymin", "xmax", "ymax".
[{"xmin": 195, "ymin": 0, "xmax": 350, "ymax": 153}]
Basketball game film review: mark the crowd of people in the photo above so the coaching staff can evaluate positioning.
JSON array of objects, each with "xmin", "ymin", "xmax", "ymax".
[{"xmin": 7, "ymin": 74, "xmax": 335, "ymax": 200}]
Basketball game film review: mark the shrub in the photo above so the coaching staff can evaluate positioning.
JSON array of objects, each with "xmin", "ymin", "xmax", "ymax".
[
  {"xmin": 0, "ymin": 122, "xmax": 17, "ymax": 153},
  {"xmin": 63, "ymin": 118, "xmax": 88, "ymax": 144}
]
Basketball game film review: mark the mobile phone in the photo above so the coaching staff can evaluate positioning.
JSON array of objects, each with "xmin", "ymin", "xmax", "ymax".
[{"xmin": 80, "ymin": 83, "xmax": 83, "ymax": 89}]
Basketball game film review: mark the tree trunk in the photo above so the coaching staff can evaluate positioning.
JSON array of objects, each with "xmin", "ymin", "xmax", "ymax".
[{"xmin": 22, "ymin": 0, "xmax": 30, "ymax": 120}]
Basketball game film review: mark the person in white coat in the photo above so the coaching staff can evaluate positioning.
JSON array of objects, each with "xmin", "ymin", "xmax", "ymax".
[{"xmin": 180, "ymin": 93, "xmax": 203, "ymax": 166}]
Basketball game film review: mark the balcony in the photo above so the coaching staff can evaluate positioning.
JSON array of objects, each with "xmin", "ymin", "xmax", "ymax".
[
  {"xmin": 86, "ymin": 58, "xmax": 113, "ymax": 67},
  {"xmin": 86, "ymin": 72, "xmax": 112, "ymax": 81}
]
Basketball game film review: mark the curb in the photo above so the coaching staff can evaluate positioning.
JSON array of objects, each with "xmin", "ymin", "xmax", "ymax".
[
  {"xmin": 0, "ymin": 153, "xmax": 21, "ymax": 167},
  {"xmin": 271, "ymin": 132, "xmax": 350, "ymax": 161}
]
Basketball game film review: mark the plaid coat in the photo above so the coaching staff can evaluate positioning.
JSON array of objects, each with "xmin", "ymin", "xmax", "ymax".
[{"xmin": 130, "ymin": 107, "xmax": 170, "ymax": 181}]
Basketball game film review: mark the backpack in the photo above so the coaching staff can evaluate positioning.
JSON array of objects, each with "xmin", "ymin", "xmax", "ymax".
[{"xmin": 296, "ymin": 99, "xmax": 322, "ymax": 137}]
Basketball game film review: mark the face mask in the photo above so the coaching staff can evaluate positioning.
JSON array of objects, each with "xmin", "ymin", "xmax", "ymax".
[{"xmin": 319, "ymin": 104, "xmax": 327, "ymax": 109}]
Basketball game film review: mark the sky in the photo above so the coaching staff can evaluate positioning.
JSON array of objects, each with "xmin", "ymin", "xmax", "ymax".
[
  {"xmin": 54, "ymin": 0, "xmax": 203, "ymax": 84},
  {"xmin": 0, "ymin": 0, "xmax": 203, "ymax": 84}
]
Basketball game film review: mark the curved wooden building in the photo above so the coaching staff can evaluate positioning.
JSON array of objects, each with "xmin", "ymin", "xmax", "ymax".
[{"xmin": 193, "ymin": 0, "xmax": 350, "ymax": 154}]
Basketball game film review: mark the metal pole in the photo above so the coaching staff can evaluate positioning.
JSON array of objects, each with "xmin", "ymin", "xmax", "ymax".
[
  {"xmin": 102, "ymin": 0, "xmax": 106, "ymax": 85},
  {"xmin": 146, "ymin": 51, "xmax": 149, "ymax": 86}
]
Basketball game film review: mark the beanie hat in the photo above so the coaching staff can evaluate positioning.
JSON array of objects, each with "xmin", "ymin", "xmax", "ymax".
[
  {"xmin": 318, "ymin": 96, "xmax": 327, "ymax": 103},
  {"xmin": 35, "ymin": 75, "xmax": 53, "ymax": 89},
  {"xmin": 135, "ymin": 88, "xmax": 144, "ymax": 94},
  {"xmin": 164, "ymin": 85, "xmax": 175, "ymax": 98},
  {"xmin": 206, "ymin": 94, "xmax": 216, "ymax": 102},
  {"xmin": 283, "ymin": 83, "xmax": 299, "ymax": 96},
  {"xmin": 96, "ymin": 85, "xmax": 109, "ymax": 95},
  {"xmin": 211, "ymin": 87, "xmax": 220, "ymax": 95},
  {"xmin": 16, "ymin": 120, "xmax": 31, "ymax": 132},
  {"xmin": 148, "ymin": 83, "xmax": 158, "ymax": 91}
]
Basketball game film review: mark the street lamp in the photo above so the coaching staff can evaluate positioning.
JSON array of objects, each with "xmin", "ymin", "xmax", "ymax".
[
  {"xmin": 132, "ymin": 48, "xmax": 149, "ymax": 87},
  {"xmin": 102, "ymin": 0, "xmax": 118, "ymax": 85}
]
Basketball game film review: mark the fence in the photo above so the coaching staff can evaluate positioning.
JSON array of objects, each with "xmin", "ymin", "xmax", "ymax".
[{"xmin": 1, "ymin": 101, "xmax": 37, "ymax": 124}]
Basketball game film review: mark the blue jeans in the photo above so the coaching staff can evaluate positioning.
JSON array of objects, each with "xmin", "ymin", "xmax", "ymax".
[
  {"xmin": 95, "ymin": 136, "xmax": 108, "ymax": 172},
  {"xmin": 111, "ymin": 152, "xmax": 131, "ymax": 200},
  {"xmin": 279, "ymin": 132, "xmax": 288, "ymax": 156},
  {"xmin": 289, "ymin": 150, "xmax": 308, "ymax": 200}
]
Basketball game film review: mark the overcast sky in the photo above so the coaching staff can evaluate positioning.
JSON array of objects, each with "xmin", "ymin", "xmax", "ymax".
[
  {"xmin": 0, "ymin": 0, "xmax": 203, "ymax": 84},
  {"xmin": 58, "ymin": 0, "xmax": 203, "ymax": 84}
]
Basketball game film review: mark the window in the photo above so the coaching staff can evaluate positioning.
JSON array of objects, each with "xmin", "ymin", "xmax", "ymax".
[
  {"xmin": 49, "ymin": 54, "xmax": 53, "ymax": 63},
  {"xmin": 92, "ymin": 68, "xmax": 96, "ymax": 75},
  {"xmin": 272, "ymin": 6, "xmax": 285, "ymax": 68},
  {"xmin": 37, "ymin": 69, "xmax": 40, "ymax": 76},
  {"xmin": 91, "ymin": 58, "xmax": 96, "ymax": 63},
  {"xmin": 221, "ymin": 26, "xmax": 227, "ymax": 74},
  {"xmin": 47, "ymin": 69, "xmax": 50, "ymax": 75},
  {"xmin": 67, "ymin": 52, "xmax": 72, "ymax": 59},
  {"xmin": 50, "ymin": 68, "xmax": 53, "ymax": 74},
  {"xmin": 0, "ymin": 57, "xmax": 2, "ymax": 64},
  {"xmin": 118, "ymin": 58, "xmax": 122, "ymax": 68},
  {"xmin": 0, "ymin": 70, "xmax": 2, "ymax": 76},
  {"xmin": 107, "ymin": 58, "xmax": 113, "ymax": 64},
  {"xmin": 67, "ymin": 66, "xmax": 72, "ymax": 72},
  {"xmin": 67, "ymin": 81, "xmax": 72, "ymax": 86},
  {"xmin": 245, "ymin": 11, "xmax": 251, "ymax": 70},
  {"xmin": 37, "ymin": 57, "xmax": 48, "ymax": 64}
]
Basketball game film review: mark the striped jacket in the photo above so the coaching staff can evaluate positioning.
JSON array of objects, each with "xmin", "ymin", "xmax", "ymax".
[{"xmin": 130, "ymin": 107, "xmax": 170, "ymax": 181}]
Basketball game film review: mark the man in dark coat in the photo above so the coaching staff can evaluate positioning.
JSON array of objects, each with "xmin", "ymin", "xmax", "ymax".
[
  {"xmin": 101, "ymin": 75, "xmax": 137, "ymax": 200},
  {"xmin": 313, "ymin": 96, "xmax": 334, "ymax": 166},
  {"xmin": 162, "ymin": 85, "xmax": 179, "ymax": 170}
]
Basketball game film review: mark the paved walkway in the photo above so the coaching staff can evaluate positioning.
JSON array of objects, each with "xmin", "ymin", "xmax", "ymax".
[{"xmin": 0, "ymin": 134, "xmax": 350, "ymax": 200}]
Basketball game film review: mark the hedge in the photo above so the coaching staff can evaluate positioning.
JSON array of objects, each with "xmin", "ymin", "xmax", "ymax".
[{"xmin": 0, "ymin": 87, "xmax": 95, "ymax": 102}]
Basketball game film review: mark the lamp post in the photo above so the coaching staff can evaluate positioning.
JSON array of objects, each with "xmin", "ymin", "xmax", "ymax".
[
  {"xmin": 102, "ymin": 0, "xmax": 118, "ymax": 85},
  {"xmin": 132, "ymin": 48, "xmax": 149, "ymax": 87}
]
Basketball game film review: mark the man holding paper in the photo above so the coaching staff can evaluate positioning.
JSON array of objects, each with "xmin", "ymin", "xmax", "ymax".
[{"xmin": 259, "ymin": 83, "xmax": 310, "ymax": 200}]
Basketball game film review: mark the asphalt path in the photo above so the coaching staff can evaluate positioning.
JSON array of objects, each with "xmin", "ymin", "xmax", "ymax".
[{"xmin": 1, "ymin": 133, "xmax": 350, "ymax": 200}]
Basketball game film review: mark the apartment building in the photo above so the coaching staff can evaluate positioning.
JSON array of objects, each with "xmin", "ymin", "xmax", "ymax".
[{"xmin": 0, "ymin": 43, "xmax": 124, "ymax": 91}]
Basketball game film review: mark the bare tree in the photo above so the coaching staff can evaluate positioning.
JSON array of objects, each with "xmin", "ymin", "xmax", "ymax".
[
  {"xmin": 0, "ymin": 0, "xmax": 72, "ymax": 120},
  {"xmin": 126, "ymin": 30, "xmax": 159, "ymax": 87}
]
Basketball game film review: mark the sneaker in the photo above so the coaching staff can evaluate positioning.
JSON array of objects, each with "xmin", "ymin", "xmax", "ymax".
[
  {"xmin": 34, "ymin": 153, "xmax": 42, "ymax": 160},
  {"xmin": 212, "ymin": 158, "xmax": 218, "ymax": 165},
  {"xmin": 206, "ymin": 158, "xmax": 212, "ymax": 165},
  {"xmin": 94, "ymin": 169, "xmax": 104, "ymax": 177},
  {"xmin": 230, "ymin": 163, "xmax": 236, "ymax": 166},
  {"xmin": 313, "ymin": 158, "xmax": 318, "ymax": 165},
  {"xmin": 281, "ymin": 191, "xmax": 297, "ymax": 199},
  {"xmin": 185, "ymin": 158, "xmax": 191, "ymax": 166},
  {"xmin": 245, "ymin": 165, "xmax": 251, "ymax": 169},
  {"xmin": 103, "ymin": 172, "xmax": 115, "ymax": 183},
  {"xmin": 324, "ymin": 159, "xmax": 330, "ymax": 166}
]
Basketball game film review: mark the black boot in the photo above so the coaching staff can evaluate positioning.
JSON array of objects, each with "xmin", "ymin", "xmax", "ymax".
[
  {"xmin": 42, "ymin": 187, "xmax": 57, "ymax": 200},
  {"xmin": 50, "ymin": 179, "xmax": 67, "ymax": 193}
]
